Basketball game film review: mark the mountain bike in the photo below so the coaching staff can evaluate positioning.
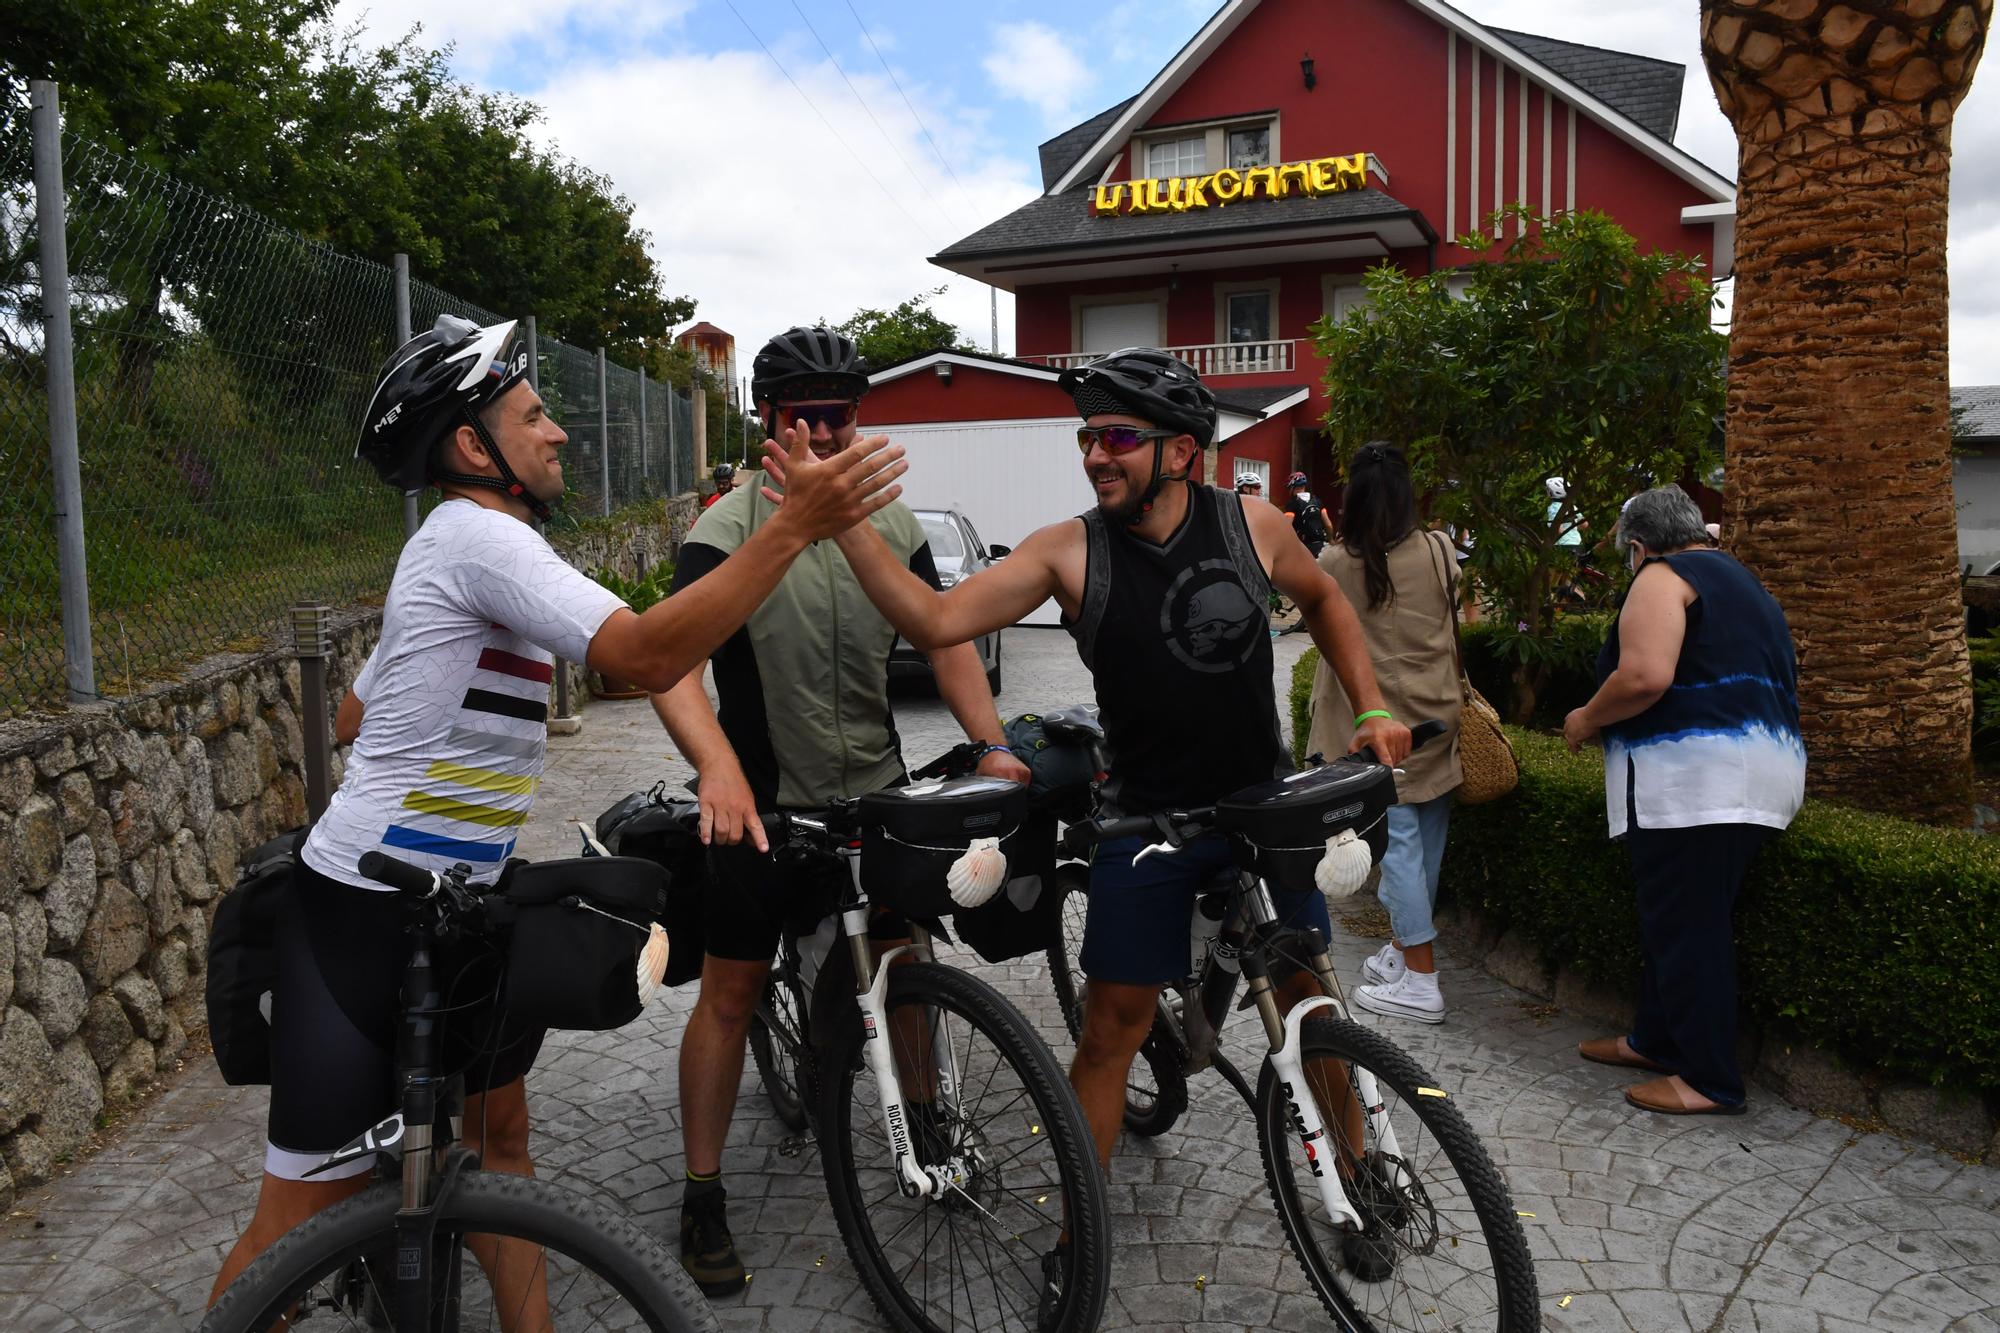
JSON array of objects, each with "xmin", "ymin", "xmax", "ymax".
[
  {"xmin": 1050, "ymin": 726, "xmax": 1540, "ymax": 1330},
  {"xmin": 202, "ymin": 851, "xmax": 719, "ymax": 1333},
  {"xmin": 601, "ymin": 749, "xmax": 1111, "ymax": 1333}
]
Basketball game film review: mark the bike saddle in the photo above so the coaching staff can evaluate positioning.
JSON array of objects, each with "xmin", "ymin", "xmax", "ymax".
[{"xmin": 1040, "ymin": 706, "xmax": 1104, "ymax": 743}]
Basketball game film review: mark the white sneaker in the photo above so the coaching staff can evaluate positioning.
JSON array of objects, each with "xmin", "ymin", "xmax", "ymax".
[
  {"xmin": 1353, "ymin": 970, "xmax": 1445, "ymax": 1025},
  {"xmin": 1361, "ymin": 943, "xmax": 1406, "ymax": 987}
]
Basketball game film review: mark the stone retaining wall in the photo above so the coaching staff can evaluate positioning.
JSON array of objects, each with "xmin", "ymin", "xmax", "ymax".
[
  {"xmin": 0, "ymin": 499, "xmax": 692, "ymax": 1209},
  {"xmin": 1437, "ymin": 903, "xmax": 2000, "ymax": 1160}
]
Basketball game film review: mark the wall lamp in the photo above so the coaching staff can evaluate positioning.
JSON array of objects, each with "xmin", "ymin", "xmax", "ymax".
[
  {"xmin": 1301, "ymin": 55, "xmax": 1317, "ymax": 92},
  {"xmin": 935, "ymin": 360, "xmax": 953, "ymax": 386}
]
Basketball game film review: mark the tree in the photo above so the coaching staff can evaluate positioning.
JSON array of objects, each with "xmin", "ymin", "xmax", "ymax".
[
  {"xmin": 1701, "ymin": 0, "xmax": 1990, "ymax": 822},
  {"xmin": 1313, "ymin": 208, "xmax": 1726, "ymax": 718},
  {"xmin": 834, "ymin": 287, "xmax": 973, "ymax": 368}
]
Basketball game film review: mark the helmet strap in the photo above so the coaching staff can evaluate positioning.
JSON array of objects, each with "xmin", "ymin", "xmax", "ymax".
[
  {"xmin": 1123, "ymin": 436, "xmax": 1191, "ymax": 527},
  {"xmin": 432, "ymin": 405, "xmax": 553, "ymax": 523}
]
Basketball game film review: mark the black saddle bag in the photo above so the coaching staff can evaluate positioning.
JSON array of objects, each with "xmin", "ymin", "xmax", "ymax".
[
  {"xmin": 489, "ymin": 856, "xmax": 668, "ymax": 1031},
  {"xmin": 205, "ymin": 827, "xmax": 306, "ymax": 1086}
]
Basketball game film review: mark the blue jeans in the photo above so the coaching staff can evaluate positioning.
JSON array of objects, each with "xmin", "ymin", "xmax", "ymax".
[{"xmin": 1378, "ymin": 795, "xmax": 1453, "ymax": 949}]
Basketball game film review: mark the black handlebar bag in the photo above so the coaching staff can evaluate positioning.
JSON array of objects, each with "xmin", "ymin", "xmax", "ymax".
[
  {"xmin": 858, "ymin": 776, "xmax": 1029, "ymax": 925},
  {"xmin": 952, "ymin": 812, "xmax": 1061, "ymax": 964},
  {"xmin": 1215, "ymin": 762, "xmax": 1397, "ymax": 893},
  {"xmin": 596, "ymin": 794, "xmax": 707, "ymax": 987},
  {"xmin": 490, "ymin": 856, "xmax": 668, "ymax": 1031}
]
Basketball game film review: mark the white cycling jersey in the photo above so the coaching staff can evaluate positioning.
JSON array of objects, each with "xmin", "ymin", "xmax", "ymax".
[{"xmin": 303, "ymin": 499, "xmax": 625, "ymax": 889}]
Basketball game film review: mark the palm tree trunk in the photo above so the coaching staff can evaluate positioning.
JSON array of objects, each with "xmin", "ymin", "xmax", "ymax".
[{"xmin": 1702, "ymin": 0, "xmax": 1990, "ymax": 822}]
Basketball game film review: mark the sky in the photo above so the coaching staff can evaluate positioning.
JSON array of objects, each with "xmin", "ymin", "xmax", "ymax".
[{"xmin": 331, "ymin": 0, "xmax": 2000, "ymax": 384}]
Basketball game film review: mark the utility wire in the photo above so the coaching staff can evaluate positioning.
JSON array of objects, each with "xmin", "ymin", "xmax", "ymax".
[
  {"xmin": 719, "ymin": 0, "xmax": 937, "ymax": 244},
  {"xmin": 841, "ymin": 0, "xmax": 987, "ymax": 220},
  {"xmin": 786, "ymin": 0, "xmax": 965, "ymax": 230}
]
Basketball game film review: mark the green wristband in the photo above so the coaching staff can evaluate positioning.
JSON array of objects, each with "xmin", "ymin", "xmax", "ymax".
[{"xmin": 1354, "ymin": 710, "xmax": 1393, "ymax": 727}]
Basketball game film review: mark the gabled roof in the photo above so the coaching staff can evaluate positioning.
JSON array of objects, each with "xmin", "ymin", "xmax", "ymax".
[
  {"xmin": 1956, "ymin": 385, "xmax": 2000, "ymax": 442},
  {"xmin": 934, "ymin": 184, "xmax": 1430, "ymax": 266},
  {"xmin": 1039, "ymin": 99, "xmax": 1136, "ymax": 192},
  {"xmin": 1486, "ymin": 27, "xmax": 1684, "ymax": 143},
  {"xmin": 1044, "ymin": 0, "xmax": 1732, "ymax": 205},
  {"xmin": 1212, "ymin": 385, "xmax": 1310, "ymax": 417},
  {"xmin": 869, "ymin": 349, "xmax": 1061, "ymax": 385}
]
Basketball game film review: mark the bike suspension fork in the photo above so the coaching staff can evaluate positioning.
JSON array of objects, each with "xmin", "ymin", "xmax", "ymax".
[{"xmin": 838, "ymin": 854, "xmax": 935, "ymax": 1199}]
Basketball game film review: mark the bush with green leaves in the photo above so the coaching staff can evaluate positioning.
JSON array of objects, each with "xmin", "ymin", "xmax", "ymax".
[{"xmin": 590, "ymin": 562, "xmax": 675, "ymax": 615}]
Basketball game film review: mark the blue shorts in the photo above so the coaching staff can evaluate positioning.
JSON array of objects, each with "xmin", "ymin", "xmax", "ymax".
[{"xmin": 1077, "ymin": 834, "xmax": 1334, "ymax": 986}]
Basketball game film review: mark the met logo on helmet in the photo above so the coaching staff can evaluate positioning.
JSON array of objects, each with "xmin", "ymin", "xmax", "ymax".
[{"xmin": 372, "ymin": 403, "xmax": 403, "ymax": 434}]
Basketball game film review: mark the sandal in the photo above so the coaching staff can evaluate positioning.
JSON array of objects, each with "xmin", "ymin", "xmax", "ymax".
[
  {"xmin": 1578, "ymin": 1036, "xmax": 1672, "ymax": 1074},
  {"xmin": 1623, "ymin": 1075, "xmax": 1746, "ymax": 1117}
]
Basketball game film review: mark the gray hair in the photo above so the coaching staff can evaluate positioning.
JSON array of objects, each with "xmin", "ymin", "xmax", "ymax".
[{"xmin": 1616, "ymin": 484, "xmax": 1710, "ymax": 552}]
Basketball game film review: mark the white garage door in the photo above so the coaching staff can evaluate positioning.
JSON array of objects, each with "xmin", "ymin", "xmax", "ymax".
[{"xmin": 881, "ymin": 417, "xmax": 1094, "ymax": 626}]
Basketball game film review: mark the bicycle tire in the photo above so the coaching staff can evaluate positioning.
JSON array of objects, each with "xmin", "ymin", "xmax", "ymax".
[
  {"xmin": 818, "ymin": 960, "xmax": 1110, "ymax": 1333},
  {"xmin": 749, "ymin": 964, "xmax": 811, "ymax": 1132},
  {"xmin": 201, "ymin": 1171, "xmax": 722, "ymax": 1333},
  {"xmin": 1045, "ymin": 864, "xmax": 1189, "ymax": 1137},
  {"xmin": 1255, "ymin": 1014, "xmax": 1539, "ymax": 1332}
]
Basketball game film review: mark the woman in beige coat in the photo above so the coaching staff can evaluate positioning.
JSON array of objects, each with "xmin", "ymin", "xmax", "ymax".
[{"xmin": 1309, "ymin": 442, "xmax": 1463, "ymax": 1022}]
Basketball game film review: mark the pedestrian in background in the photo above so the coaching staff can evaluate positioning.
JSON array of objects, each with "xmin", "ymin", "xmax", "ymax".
[
  {"xmin": 1309, "ymin": 442, "xmax": 1463, "ymax": 1023},
  {"xmin": 1564, "ymin": 484, "xmax": 1803, "ymax": 1115}
]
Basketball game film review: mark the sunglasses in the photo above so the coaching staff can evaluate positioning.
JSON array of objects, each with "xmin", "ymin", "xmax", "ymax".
[
  {"xmin": 1076, "ymin": 425, "xmax": 1179, "ymax": 456},
  {"xmin": 776, "ymin": 401, "xmax": 857, "ymax": 432}
]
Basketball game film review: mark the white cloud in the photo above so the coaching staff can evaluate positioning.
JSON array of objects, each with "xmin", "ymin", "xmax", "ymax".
[
  {"xmin": 982, "ymin": 22, "xmax": 1092, "ymax": 129},
  {"xmin": 524, "ymin": 48, "xmax": 1038, "ymax": 369},
  {"xmin": 332, "ymin": 0, "xmax": 694, "ymax": 78}
]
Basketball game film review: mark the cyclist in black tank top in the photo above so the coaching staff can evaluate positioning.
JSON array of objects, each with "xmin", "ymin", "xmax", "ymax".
[{"xmin": 809, "ymin": 347, "xmax": 1411, "ymax": 1191}]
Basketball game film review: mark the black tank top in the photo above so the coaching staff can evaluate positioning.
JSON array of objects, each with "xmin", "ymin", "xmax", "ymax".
[{"xmin": 1067, "ymin": 484, "xmax": 1289, "ymax": 813}]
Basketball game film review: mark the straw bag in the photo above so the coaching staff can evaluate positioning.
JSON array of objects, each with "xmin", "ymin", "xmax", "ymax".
[{"xmin": 1426, "ymin": 533, "xmax": 1517, "ymax": 805}]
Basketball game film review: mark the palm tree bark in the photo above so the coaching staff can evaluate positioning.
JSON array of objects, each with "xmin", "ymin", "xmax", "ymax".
[{"xmin": 1701, "ymin": 0, "xmax": 1990, "ymax": 822}]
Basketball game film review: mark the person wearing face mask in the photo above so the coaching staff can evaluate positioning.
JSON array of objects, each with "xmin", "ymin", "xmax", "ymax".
[{"xmin": 1563, "ymin": 484, "xmax": 1804, "ymax": 1116}]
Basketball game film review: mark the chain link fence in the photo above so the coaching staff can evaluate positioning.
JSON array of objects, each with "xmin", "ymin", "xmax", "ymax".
[{"xmin": 1, "ymin": 85, "xmax": 697, "ymax": 719}]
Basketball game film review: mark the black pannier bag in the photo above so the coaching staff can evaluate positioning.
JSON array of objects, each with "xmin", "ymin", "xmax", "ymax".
[
  {"xmin": 595, "ymin": 793, "xmax": 707, "ymax": 987},
  {"xmin": 206, "ymin": 827, "xmax": 306, "ymax": 1086},
  {"xmin": 952, "ymin": 812, "xmax": 1061, "ymax": 964},
  {"xmin": 491, "ymin": 856, "xmax": 668, "ymax": 1031},
  {"xmin": 1214, "ymin": 761, "xmax": 1398, "ymax": 894},
  {"xmin": 858, "ymin": 775, "xmax": 1030, "ymax": 921}
]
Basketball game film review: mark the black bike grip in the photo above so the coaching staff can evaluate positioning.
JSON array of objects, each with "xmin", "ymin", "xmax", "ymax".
[
  {"xmin": 1408, "ymin": 719, "xmax": 1446, "ymax": 750},
  {"xmin": 357, "ymin": 850, "xmax": 438, "ymax": 896}
]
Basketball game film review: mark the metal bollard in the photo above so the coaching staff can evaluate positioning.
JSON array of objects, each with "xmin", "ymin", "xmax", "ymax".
[{"xmin": 291, "ymin": 602, "xmax": 335, "ymax": 820}]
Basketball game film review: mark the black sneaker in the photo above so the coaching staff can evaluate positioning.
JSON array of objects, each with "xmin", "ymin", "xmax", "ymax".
[
  {"xmin": 1037, "ymin": 1243, "xmax": 1069, "ymax": 1333},
  {"xmin": 680, "ymin": 1186, "xmax": 746, "ymax": 1298}
]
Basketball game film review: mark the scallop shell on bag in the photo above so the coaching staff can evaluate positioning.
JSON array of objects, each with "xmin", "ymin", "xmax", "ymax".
[
  {"xmin": 636, "ymin": 922, "xmax": 671, "ymax": 1006},
  {"xmin": 1314, "ymin": 829, "xmax": 1373, "ymax": 898},
  {"xmin": 947, "ymin": 837, "xmax": 1008, "ymax": 909}
]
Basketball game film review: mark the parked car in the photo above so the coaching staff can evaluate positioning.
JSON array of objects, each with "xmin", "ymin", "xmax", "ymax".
[{"xmin": 889, "ymin": 508, "xmax": 1004, "ymax": 693}]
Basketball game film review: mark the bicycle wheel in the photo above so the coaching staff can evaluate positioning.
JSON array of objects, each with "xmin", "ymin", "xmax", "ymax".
[
  {"xmin": 1044, "ymin": 864, "xmax": 1189, "ymax": 1137},
  {"xmin": 818, "ymin": 960, "xmax": 1110, "ymax": 1333},
  {"xmin": 201, "ymin": 1171, "xmax": 721, "ymax": 1333},
  {"xmin": 1256, "ymin": 1014, "xmax": 1539, "ymax": 1331},
  {"xmin": 749, "ymin": 962, "xmax": 811, "ymax": 1132}
]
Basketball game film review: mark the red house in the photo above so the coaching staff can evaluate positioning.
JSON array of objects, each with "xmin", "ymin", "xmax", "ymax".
[{"xmin": 864, "ymin": 0, "xmax": 1734, "ymax": 531}]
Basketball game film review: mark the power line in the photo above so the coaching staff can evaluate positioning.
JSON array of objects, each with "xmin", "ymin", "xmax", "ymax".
[
  {"xmin": 786, "ymin": 0, "xmax": 964, "ymax": 230},
  {"xmin": 841, "ymin": 0, "xmax": 986, "ymax": 221},
  {"xmin": 718, "ymin": 0, "xmax": 937, "ymax": 245}
]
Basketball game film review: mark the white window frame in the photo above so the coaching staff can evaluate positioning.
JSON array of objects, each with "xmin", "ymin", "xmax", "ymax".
[
  {"xmin": 1227, "ymin": 124, "xmax": 1272, "ymax": 169},
  {"xmin": 1214, "ymin": 278, "xmax": 1281, "ymax": 345},
  {"xmin": 1232, "ymin": 458, "xmax": 1272, "ymax": 491},
  {"xmin": 1146, "ymin": 135, "xmax": 1207, "ymax": 178},
  {"xmin": 1133, "ymin": 115, "xmax": 1278, "ymax": 181},
  {"xmin": 1071, "ymin": 289, "xmax": 1169, "ymax": 355}
]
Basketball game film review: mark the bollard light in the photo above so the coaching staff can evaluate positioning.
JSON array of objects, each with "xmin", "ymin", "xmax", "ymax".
[{"xmin": 290, "ymin": 602, "xmax": 333, "ymax": 660}]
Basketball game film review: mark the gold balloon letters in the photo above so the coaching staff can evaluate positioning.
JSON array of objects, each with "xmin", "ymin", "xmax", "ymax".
[{"xmin": 1092, "ymin": 153, "xmax": 1370, "ymax": 217}]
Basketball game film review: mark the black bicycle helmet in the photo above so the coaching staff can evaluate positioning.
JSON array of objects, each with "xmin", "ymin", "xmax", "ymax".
[
  {"xmin": 1057, "ymin": 347, "xmax": 1217, "ymax": 448},
  {"xmin": 1059, "ymin": 348, "xmax": 1217, "ymax": 524},
  {"xmin": 356, "ymin": 314, "xmax": 544, "ymax": 516},
  {"xmin": 712, "ymin": 462, "xmax": 736, "ymax": 485},
  {"xmin": 751, "ymin": 325, "xmax": 870, "ymax": 410}
]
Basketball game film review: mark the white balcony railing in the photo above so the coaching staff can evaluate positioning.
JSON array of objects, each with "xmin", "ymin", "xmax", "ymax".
[{"xmin": 1027, "ymin": 339, "xmax": 1296, "ymax": 376}]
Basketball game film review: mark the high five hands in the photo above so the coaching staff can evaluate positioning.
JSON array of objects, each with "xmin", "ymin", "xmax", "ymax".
[{"xmin": 760, "ymin": 419, "xmax": 905, "ymax": 539}]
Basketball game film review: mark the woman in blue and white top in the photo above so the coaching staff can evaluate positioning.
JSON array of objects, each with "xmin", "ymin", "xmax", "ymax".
[{"xmin": 1564, "ymin": 485, "xmax": 1805, "ymax": 1116}]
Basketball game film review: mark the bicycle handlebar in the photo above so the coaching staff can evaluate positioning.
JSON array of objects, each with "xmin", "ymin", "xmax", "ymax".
[{"xmin": 358, "ymin": 850, "xmax": 441, "ymax": 897}]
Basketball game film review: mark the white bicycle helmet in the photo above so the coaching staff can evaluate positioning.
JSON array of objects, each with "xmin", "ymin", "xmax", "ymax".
[{"xmin": 1235, "ymin": 472, "xmax": 1263, "ymax": 492}]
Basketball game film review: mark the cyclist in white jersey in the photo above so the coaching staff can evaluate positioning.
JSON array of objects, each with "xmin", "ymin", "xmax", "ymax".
[{"xmin": 210, "ymin": 314, "xmax": 906, "ymax": 1309}]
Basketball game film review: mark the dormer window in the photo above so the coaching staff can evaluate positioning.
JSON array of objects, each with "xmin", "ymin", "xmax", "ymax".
[{"xmin": 1147, "ymin": 135, "xmax": 1207, "ymax": 178}]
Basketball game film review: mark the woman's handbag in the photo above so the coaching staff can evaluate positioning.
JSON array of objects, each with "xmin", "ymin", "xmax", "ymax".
[{"xmin": 1426, "ymin": 533, "xmax": 1518, "ymax": 804}]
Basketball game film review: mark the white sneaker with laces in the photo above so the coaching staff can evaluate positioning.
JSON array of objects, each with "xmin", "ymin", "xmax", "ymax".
[
  {"xmin": 1361, "ymin": 943, "xmax": 1406, "ymax": 987},
  {"xmin": 1353, "ymin": 970, "xmax": 1445, "ymax": 1025}
]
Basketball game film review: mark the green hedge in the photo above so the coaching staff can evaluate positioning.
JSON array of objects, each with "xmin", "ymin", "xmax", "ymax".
[
  {"xmin": 1458, "ymin": 615, "xmax": 1609, "ymax": 724},
  {"xmin": 1447, "ymin": 729, "xmax": 2000, "ymax": 1091},
  {"xmin": 1285, "ymin": 661, "xmax": 2000, "ymax": 1090}
]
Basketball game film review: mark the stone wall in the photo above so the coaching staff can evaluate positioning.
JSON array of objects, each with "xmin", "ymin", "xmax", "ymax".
[{"xmin": 0, "ymin": 499, "xmax": 690, "ymax": 1209}]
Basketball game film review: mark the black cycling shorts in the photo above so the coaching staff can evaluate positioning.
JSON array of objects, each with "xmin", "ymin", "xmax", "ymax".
[
  {"xmin": 701, "ymin": 836, "xmax": 910, "ymax": 963},
  {"xmin": 263, "ymin": 860, "xmax": 545, "ymax": 1181}
]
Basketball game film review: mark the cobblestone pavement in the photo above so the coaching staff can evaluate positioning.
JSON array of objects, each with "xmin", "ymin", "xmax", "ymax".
[{"xmin": 3, "ymin": 628, "xmax": 1998, "ymax": 1331}]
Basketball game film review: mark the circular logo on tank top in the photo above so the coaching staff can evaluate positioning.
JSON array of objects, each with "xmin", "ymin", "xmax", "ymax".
[{"xmin": 1161, "ymin": 559, "xmax": 1263, "ymax": 673}]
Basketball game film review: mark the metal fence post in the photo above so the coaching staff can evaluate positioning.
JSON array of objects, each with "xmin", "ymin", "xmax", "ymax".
[
  {"xmin": 393, "ymin": 253, "xmax": 417, "ymax": 540},
  {"xmin": 291, "ymin": 603, "xmax": 334, "ymax": 820},
  {"xmin": 31, "ymin": 80, "xmax": 95, "ymax": 703},
  {"xmin": 666, "ymin": 382, "xmax": 679, "ymax": 495},
  {"xmin": 597, "ymin": 347, "xmax": 611, "ymax": 517},
  {"xmin": 638, "ymin": 373, "xmax": 649, "ymax": 484},
  {"xmin": 529, "ymin": 317, "xmax": 578, "ymax": 733}
]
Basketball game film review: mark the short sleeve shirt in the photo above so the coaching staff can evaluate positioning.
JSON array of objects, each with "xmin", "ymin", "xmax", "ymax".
[{"xmin": 303, "ymin": 500, "xmax": 626, "ymax": 889}]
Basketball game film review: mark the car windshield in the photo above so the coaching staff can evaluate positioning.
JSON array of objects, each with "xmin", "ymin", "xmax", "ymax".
[{"xmin": 919, "ymin": 515, "xmax": 965, "ymax": 560}]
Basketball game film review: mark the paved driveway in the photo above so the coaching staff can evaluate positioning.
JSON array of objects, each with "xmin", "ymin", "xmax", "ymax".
[{"xmin": 2, "ymin": 626, "xmax": 1996, "ymax": 1331}]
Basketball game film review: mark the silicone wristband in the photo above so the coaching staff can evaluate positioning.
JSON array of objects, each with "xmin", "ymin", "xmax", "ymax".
[
  {"xmin": 1353, "ymin": 710, "xmax": 1394, "ymax": 727},
  {"xmin": 978, "ymin": 744, "xmax": 1015, "ymax": 760}
]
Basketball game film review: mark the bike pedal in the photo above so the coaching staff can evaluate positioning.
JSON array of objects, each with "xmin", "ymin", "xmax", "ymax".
[{"xmin": 778, "ymin": 1134, "xmax": 814, "ymax": 1159}]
